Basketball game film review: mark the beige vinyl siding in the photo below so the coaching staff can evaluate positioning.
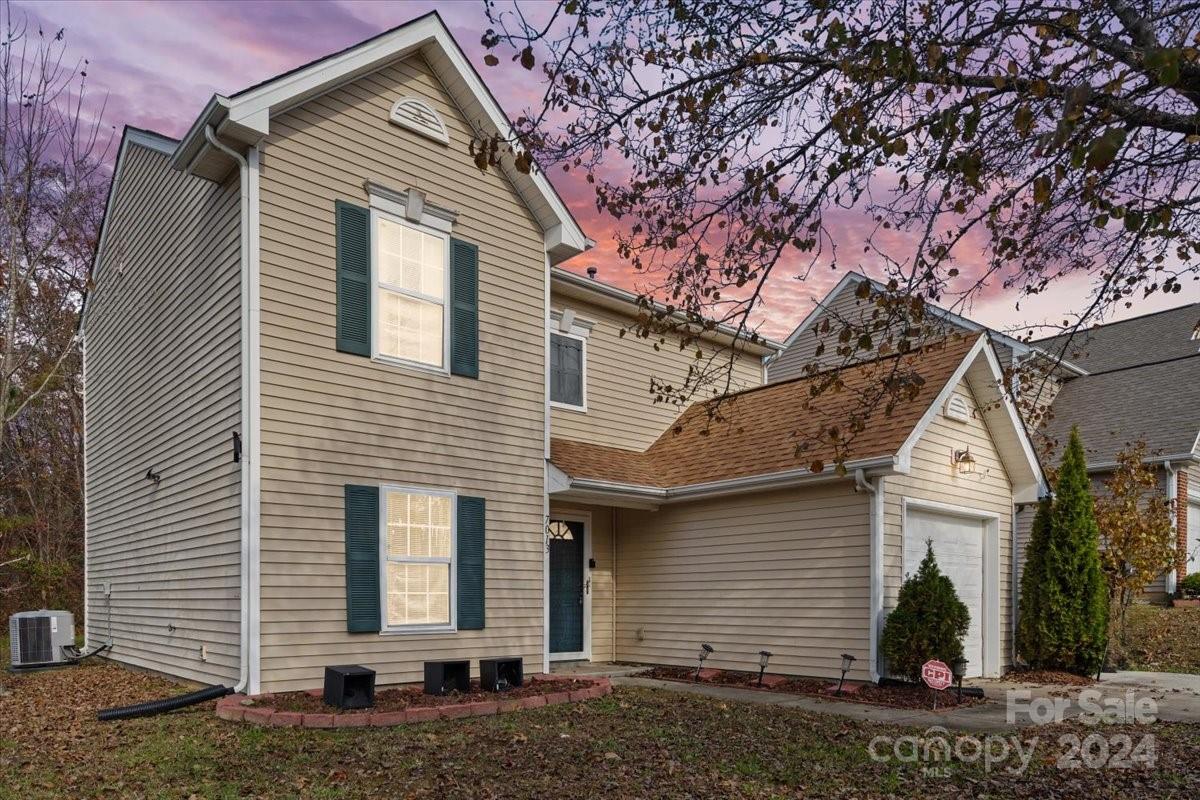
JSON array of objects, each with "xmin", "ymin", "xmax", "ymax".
[
  {"xmin": 612, "ymin": 484, "xmax": 873, "ymax": 681},
  {"xmin": 550, "ymin": 293, "xmax": 764, "ymax": 451},
  {"xmin": 257, "ymin": 54, "xmax": 548, "ymax": 692},
  {"xmin": 84, "ymin": 143, "xmax": 242, "ymax": 685},
  {"xmin": 882, "ymin": 377, "xmax": 1015, "ymax": 672},
  {"xmin": 548, "ymin": 503, "xmax": 616, "ymax": 661}
]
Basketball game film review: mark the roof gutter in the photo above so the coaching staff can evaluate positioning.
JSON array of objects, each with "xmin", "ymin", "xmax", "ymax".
[
  {"xmin": 550, "ymin": 267, "xmax": 784, "ymax": 357},
  {"xmin": 1082, "ymin": 452, "xmax": 1200, "ymax": 473},
  {"xmin": 562, "ymin": 456, "xmax": 896, "ymax": 505}
]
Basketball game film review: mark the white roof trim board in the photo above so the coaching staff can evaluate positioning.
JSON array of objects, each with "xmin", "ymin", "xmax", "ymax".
[
  {"xmin": 169, "ymin": 12, "xmax": 588, "ymax": 264},
  {"xmin": 895, "ymin": 334, "xmax": 1048, "ymax": 503},
  {"xmin": 778, "ymin": 272, "xmax": 1087, "ymax": 376}
]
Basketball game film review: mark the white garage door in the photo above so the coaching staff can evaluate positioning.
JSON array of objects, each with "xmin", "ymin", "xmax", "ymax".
[{"xmin": 904, "ymin": 508, "xmax": 985, "ymax": 678}]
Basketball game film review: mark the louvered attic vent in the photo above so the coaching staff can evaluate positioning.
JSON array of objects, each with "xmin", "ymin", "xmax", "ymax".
[{"xmin": 389, "ymin": 96, "xmax": 449, "ymax": 144}]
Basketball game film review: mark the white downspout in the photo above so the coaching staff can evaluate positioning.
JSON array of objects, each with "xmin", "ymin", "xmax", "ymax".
[
  {"xmin": 205, "ymin": 126, "xmax": 254, "ymax": 694},
  {"xmin": 1011, "ymin": 505, "xmax": 1019, "ymax": 666},
  {"xmin": 1165, "ymin": 461, "xmax": 1179, "ymax": 596},
  {"xmin": 854, "ymin": 468, "xmax": 882, "ymax": 683},
  {"xmin": 542, "ymin": 252, "xmax": 552, "ymax": 676}
]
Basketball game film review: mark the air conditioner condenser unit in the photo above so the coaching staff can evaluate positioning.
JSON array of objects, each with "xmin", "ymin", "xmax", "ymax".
[{"xmin": 9, "ymin": 610, "xmax": 76, "ymax": 669}]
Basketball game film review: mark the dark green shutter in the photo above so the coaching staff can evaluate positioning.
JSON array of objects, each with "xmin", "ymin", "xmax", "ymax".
[
  {"xmin": 335, "ymin": 201, "xmax": 371, "ymax": 356},
  {"xmin": 344, "ymin": 484, "xmax": 380, "ymax": 632},
  {"xmin": 457, "ymin": 495, "xmax": 486, "ymax": 629},
  {"xmin": 449, "ymin": 238, "xmax": 479, "ymax": 378}
]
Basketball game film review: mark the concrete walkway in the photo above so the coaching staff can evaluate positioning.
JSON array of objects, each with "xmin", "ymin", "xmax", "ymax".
[{"xmin": 555, "ymin": 662, "xmax": 1200, "ymax": 731}]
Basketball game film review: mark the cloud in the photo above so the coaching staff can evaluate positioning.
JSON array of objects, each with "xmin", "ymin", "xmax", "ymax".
[{"xmin": 18, "ymin": 0, "xmax": 1195, "ymax": 341}]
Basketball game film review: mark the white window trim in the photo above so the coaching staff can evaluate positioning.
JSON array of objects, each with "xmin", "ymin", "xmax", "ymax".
[
  {"xmin": 549, "ymin": 329, "xmax": 588, "ymax": 413},
  {"xmin": 369, "ymin": 207, "xmax": 452, "ymax": 376},
  {"xmin": 378, "ymin": 484, "xmax": 458, "ymax": 635}
]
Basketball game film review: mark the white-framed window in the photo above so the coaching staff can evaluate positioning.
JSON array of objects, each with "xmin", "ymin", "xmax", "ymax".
[
  {"xmin": 379, "ymin": 485, "xmax": 456, "ymax": 633},
  {"xmin": 550, "ymin": 330, "xmax": 586, "ymax": 411},
  {"xmin": 372, "ymin": 210, "xmax": 450, "ymax": 372}
]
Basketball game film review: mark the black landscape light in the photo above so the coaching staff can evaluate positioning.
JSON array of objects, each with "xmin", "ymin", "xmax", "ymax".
[
  {"xmin": 757, "ymin": 650, "xmax": 772, "ymax": 686},
  {"xmin": 951, "ymin": 658, "xmax": 968, "ymax": 702},
  {"xmin": 694, "ymin": 643, "xmax": 713, "ymax": 681},
  {"xmin": 836, "ymin": 653, "xmax": 856, "ymax": 696}
]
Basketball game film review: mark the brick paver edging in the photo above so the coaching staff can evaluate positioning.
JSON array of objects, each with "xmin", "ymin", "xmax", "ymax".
[{"xmin": 215, "ymin": 675, "xmax": 612, "ymax": 728}]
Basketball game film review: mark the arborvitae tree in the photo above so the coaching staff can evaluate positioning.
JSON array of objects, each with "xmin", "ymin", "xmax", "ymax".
[
  {"xmin": 1016, "ymin": 498, "xmax": 1052, "ymax": 664},
  {"xmin": 880, "ymin": 542, "xmax": 970, "ymax": 682},
  {"xmin": 1019, "ymin": 427, "xmax": 1109, "ymax": 674}
]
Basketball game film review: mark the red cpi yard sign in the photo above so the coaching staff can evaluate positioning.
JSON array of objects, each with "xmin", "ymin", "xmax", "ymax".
[{"xmin": 921, "ymin": 659, "xmax": 953, "ymax": 691}]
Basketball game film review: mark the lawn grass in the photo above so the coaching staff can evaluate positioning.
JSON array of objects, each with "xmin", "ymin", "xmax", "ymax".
[
  {"xmin": 1, "ymin": 659, "xmax": 1197, "ymax": 798},
  {"xmin": 1116, "ymin": 604, "xmax": 1200, "ymax": 673}
]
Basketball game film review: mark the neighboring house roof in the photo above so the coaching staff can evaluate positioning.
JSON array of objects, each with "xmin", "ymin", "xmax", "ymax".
[
  {"xmin": 1040, "ymin": 354, "xmax": 1200, "ymax": 468},
  {"xmin": 165, "ymin": 11, "xmax": 588, "ymax": 264},
  {"xmin": 551, "ymin": 333, "xmax": 1045, "ymax": 504},
  {"xmin": 1035, "ymin": 302, "xmax": 1200, "ymax": 374},
  {"xmin": 551, "ymin": 267, "xmax": 783, "ymax": 358},
  {"xmin": 776, "ymin": 271, "xmax": 1086, "ymax": 375}
]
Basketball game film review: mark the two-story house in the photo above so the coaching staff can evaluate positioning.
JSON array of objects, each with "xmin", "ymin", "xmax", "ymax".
[
  {"xmin": 84, "ymin": 14, "xmax": 1046, "ymax": 694},
  {"xmin": 773, "ymin": 272, "xmax": 1200, "ymax": 605}
]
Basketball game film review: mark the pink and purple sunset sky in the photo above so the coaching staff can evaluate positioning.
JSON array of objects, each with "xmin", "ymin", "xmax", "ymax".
[{"xmin": 21, "ymin": 0, "xmax": 1199, "ymax": 341}]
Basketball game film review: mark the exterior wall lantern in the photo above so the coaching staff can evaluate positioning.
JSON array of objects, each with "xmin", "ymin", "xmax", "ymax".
[
  {"xmin": 951, "ymin": 447, "xmax": 977, "ymax": 475},
  {"xmin": 757, "ymin": 650, "xmax": 772, "ymax": 686},
  {"xmin": 694, "ymin": 643, "xmax": 713, "ymax": 682},
  {"xmin": 836, "ymin": 653, "xmax": 856, "ymax": 695}
]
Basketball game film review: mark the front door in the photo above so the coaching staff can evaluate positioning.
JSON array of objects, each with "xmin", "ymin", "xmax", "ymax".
[{"xmin": 548, "ymin": 519, "xmax": 585, "ymax": 657}]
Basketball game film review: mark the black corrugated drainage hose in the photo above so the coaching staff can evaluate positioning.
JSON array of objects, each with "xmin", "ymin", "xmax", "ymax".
[{"xmin": 97, "ymin": 684, "xmax": 234, "ymax": 722}]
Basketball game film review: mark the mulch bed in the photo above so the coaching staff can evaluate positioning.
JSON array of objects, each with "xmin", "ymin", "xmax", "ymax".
[
  {"xmin": 1004, "ymin": 669, "xmax": 1096, "ymax": 686},
  {"xmin": 266, "ymin": 676, "xmax": 597, "ymax": 714},
  {"xmin": 636, "ymin": 665, "xmax": 986, "ymax": 709}
]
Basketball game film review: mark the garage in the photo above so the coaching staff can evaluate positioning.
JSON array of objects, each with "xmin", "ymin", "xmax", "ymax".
[{"xmin": 903, "ymin": 505, "xmax": 994, "ymax": 678}]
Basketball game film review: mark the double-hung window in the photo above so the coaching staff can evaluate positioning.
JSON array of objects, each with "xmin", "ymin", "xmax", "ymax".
[
  {"xmin": 382, "ymin": 486, "xmax": 455, "ymax": 631},
  {"xmin": 550, "ymin": 332, "xmax": 586, "ymax": 410},
  {"xmin": 375, "ymin": 214, "xmax": 448, "ymax": 370}
]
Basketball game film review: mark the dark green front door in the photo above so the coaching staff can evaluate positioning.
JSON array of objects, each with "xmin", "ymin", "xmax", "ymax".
[{"xmin": 548, "ymin": 519, "xmax": 585, "ymax": 655}]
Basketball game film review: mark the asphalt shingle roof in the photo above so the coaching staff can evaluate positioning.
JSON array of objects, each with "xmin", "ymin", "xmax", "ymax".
[
  {"xmin": 1040, "ymin": 354, "xmax": 1200, "ymax": 466},
  {"xmin": 552, "ymin": 335, "xmax": 979, "ymax": 489},
  {"xmin": 1035, "ymin": 303, "xmax": 1200, "ymax": 374}
]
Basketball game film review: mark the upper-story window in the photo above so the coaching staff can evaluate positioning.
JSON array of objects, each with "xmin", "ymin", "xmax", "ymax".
[
  {"xmin": 550, "ymin": 331, "xmax": 586, "ymax": 410},
  {"xmin": 374, "ymin": 214, "xmax": 449, "ymax": 370}
]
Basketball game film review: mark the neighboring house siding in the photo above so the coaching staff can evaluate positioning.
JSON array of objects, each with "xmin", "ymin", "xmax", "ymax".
[
  {"xmin": 882, "ymin": 377, "xmax": 1015, "ymax": 672},
  {"xmin": 550, "ymin": 293, "xmax": 763, "ymax": 451},
  {"xmin": 84, "ymin": 144, "xmax": 242, "ymax": 685},
  {"xmin": 548, "ymin": 502, "xmax": 615, "ymax": 662},
  {"xmin": 611, "ymin": 484, "xmax": 874, "ymax": 682},
  {"xmin": 769, "ymin": 284, "xmax": 874, "ymax": 382},
  {"xmin": 256, "ymin": 55, "xmax": 548, "ymax": 691}
]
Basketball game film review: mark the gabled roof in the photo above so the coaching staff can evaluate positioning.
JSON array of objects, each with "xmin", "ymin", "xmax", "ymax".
[
  {"xmin": 551, "ymin": 333, "xmax": 1046, "ymax": 504},
  {"xmin": 1035, "ymin": 302, "xmax": 1200, "ymax": 374},
  {"xmin": 778, "ymin": 272, "xmax": 1086, "ymax": 375},
  {"xmin": 168, "ymin": 12, "xmax": 588, "ymax": 264},
  {"xmin": 1040, "ymin": 354, "xmax": 1200, "ymax": 468}
]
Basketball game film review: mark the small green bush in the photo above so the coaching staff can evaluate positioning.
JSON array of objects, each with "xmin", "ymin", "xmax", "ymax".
[
  {"xmin": 880, "ymin": 541, "xmax": 970, "ymax": 682},
  {"xmin": 1180, "ymin": 573, "xmax": 1200, "ymax": 598}
]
